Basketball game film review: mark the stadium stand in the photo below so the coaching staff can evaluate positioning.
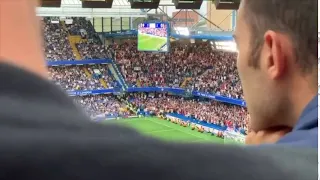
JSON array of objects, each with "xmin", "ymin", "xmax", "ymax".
[
  {"xmin": 113, "ymin": 41, "xmax": 243, "ymax": 99},
  {"xmin": 42, "ymin": 17, "xmax": 247, "ymax": 132}
]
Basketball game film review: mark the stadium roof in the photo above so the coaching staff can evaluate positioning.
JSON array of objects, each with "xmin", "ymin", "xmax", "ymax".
[{"xmin": 37, "ymin": 0, "xmax": 174, "ymax": 17}]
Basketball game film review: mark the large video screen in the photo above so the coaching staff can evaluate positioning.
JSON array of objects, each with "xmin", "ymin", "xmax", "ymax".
[{"xmin": 138, "ymin": 22, "xmax": 169, "ymax": 52}]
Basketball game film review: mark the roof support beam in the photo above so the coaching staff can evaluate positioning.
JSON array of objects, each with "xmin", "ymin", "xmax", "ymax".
[{"xmin": 36, "ymin": 7, "xmax": 147, "ymax": 17}]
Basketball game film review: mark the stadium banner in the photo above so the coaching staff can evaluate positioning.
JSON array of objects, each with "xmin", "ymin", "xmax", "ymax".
[
  {"xmin": 47, "ymin": 59, "xmax": 112, "ymax": 66},
  {"xmin": 66, "ymin": 87, "xmax": 246, "ymax": 107},
  {"xmin": 67, "ymin": 89, "xmax": 114, "ymax": 96},
  {"xmin": 192, "ymin": 92, "xmax": 246, "ymax": 107}
]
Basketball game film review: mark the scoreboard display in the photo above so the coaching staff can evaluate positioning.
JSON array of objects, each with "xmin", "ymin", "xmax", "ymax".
[{"xmin": 138, "ymin": 22, "xmax": 170, "ymax": 52}]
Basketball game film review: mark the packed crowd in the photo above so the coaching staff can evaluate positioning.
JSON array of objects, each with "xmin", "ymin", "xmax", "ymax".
[
  {"xmin": 138, "ymin": 24, "xmax": 168, "ymax": 37},
  {"xmin": 42, "ymin": 17, "xmax": 243, "ymax": 99},
  {"xmin": 42, "ymin": 17, "xmax": 75, "ymax": 61},
  {"xmin": 77, "ymin": 43, "xmax": 112, "ymax": 60},
  {"xmin": 66, "ymin": 17, "xmax": 97, "ymax": 40},
  {"xmin": 48, "ymin": 65, "xmax": 117, "ymax": 91},
  {"xmin": 66, "ymin": 17, "xmax": 113, "ymax": 59},
  {"xmin": 41, "ymin": 17, "xmax": 247, "ymax": 129},
  {"xmin": 113, "ymin": 41, "xmax": 243, "ymax": 99},
  {"xmin": 190, "ymin": 51, "xmax": 243, "ymax": 99},
  {"xmin": 128, "ymin": 93, "xmax": 248, "ymax": 133},
  {"xmin": 74, "ymin": 95, "xmax": 130, "ymax": 118}
]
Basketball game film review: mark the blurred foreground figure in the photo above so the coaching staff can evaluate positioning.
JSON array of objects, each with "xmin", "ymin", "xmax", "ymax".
[{"xmin": 0, "ymin": 0, "xmax": 316, "ymax": 180}]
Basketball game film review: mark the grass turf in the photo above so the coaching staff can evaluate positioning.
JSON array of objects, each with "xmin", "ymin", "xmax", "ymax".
[
  {"xmin": 105, "ymin": 117, "xmax": 225, "ymax": 144},
  {"xmin": 138, "ymin": 33, "xmax": 167, "ymax": 51}
]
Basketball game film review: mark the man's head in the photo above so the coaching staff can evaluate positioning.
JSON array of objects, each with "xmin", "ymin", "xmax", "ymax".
[
  {"xmin": 234, "ymin": 0, "xmax": 317, "ymax": 131},
  {"xmin": 0, "ymin": 0, "xmax": 47, "ymax": 78}
]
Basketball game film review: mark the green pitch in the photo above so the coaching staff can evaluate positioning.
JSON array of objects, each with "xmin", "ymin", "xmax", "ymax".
[
  {"xmin": 105, "ymin": 117, "xmax": 224, "ymax": 144},
  {"xmin": 138, "ymin": 33, "xmax": 167, "ymax": 51}
]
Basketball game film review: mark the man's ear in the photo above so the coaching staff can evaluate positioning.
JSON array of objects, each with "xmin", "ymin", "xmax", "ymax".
[{"xmin": 263, "ymin": 30, "xmax": 288, "ymax": 80}]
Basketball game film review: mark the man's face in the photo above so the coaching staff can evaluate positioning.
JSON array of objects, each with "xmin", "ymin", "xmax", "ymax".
[{"xmin": 234, "ymin": 2, "xmax": 290, "ymax": 131}]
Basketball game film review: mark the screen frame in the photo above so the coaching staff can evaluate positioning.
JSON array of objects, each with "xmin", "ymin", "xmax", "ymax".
[{"xmin": 137, "ymin": 21, "xmax": 170, "ymax": 53}]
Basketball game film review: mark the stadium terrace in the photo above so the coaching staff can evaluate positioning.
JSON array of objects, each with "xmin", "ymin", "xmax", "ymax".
[{"xmin": 43, "ymin": 17, "xmax": 247, "ymax": 144}]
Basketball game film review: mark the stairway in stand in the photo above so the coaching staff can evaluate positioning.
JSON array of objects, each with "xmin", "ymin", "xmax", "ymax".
[
  {"xmin": 180, "ymin": 77, "xmax": 192, "ymax": 88},
  {"xmin": 99, "ymin": 79, "xmax": 108, "ymax": 88},
  {"xmin": 136, "ymin": 79, "xmax": 141, "ymax": 87},
  {"xmin": 67, "ymin": 35, "xmax": 82, "ymax": 60},
  {"xmin": 61, "ymin": 21, "xmax": 69, "ymax": 33},
  {"xmin": 63, "ymin": 20, "xmax": 109, "ymax": 89},
  {"xmin": 65, "ymin": 34, "xmax": 93, "ymax": 81},
  {"xmin": 97, "ymin": 65, "xmax": 108, "ymax": 88},
  {"xmin": 107, "ymin": 63, "xmax": 127, "ymax": 91}
]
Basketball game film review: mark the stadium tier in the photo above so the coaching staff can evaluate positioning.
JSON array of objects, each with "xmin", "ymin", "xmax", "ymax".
[{"xmin": 43, "ymin": 17, "xmax": 248, "ymax": 142}]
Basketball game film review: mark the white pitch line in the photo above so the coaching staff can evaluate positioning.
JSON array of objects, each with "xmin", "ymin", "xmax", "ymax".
[
  {"xmin": 190, "ymin": 139, "xmax": 210, "ymax": 143},
  {"xmin": 115, "ymin": 118, "xmax": 144, "ymax": 123},
  {"xmin": 148, "ymin": 119, "xmax": 210, "ymax": 141},
  {"xmin": 145, "ymin": 129, "xmax": 175, "ymax": 134}
]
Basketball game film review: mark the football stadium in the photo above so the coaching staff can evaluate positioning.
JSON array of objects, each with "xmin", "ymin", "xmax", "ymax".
[
  {"xmin": 40, "ymin": 0, "xmax": 246, "ymax": 145},
  {"xmin": 0, "ymin": 0, "xmax": 318, "ymax": 178}
]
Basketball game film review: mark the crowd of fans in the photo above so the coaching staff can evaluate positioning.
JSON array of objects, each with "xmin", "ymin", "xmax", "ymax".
[
  {"xmin": 113, "ymin": 41, "xmax": 243, "ymax": 99},
  {"xmin": 42, "ymin": 17, "xmax": 75, "ymax": 61},
  {"xmin": 128, "ymin": 93, "xmax": 248, "ymax": 133},
  {"xmin": 41, "ymin": 17, "xmax": 247, "ymax": 128},
  {"xmin": 42, "ymin": 17, "xmax": 243, "ymax": 99},
  {"xmin": 48, "ymin": 65, "xmax": 117, "ymax": 91},
  {"xmin": 66, "ymin": 17, "xmax": 113, "ymax": 60},
  {"xmin": 77, "ymin": 43, "xmax": 112, "ymax": 59},
  {"xmin": 74, "ymin": 95, "xmax": 131, "ymax": 118},
  {"xmin": 66, "ymin": 17, "xmax": 96, "ymax": 40},
  {"xmin": 191, "ymin": 51, "xmax": 243, "ymax": 99}
]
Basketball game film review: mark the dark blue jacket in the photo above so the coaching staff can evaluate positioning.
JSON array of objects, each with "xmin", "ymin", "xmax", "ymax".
[{"xmin": 277, "ymin": 96, "xmax": 318, "ymax": 148}]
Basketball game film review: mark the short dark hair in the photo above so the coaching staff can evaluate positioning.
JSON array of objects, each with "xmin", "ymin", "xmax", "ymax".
[{"xmin": 243, "ymin": 0, "xmax": 317, "ymax": 73}]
